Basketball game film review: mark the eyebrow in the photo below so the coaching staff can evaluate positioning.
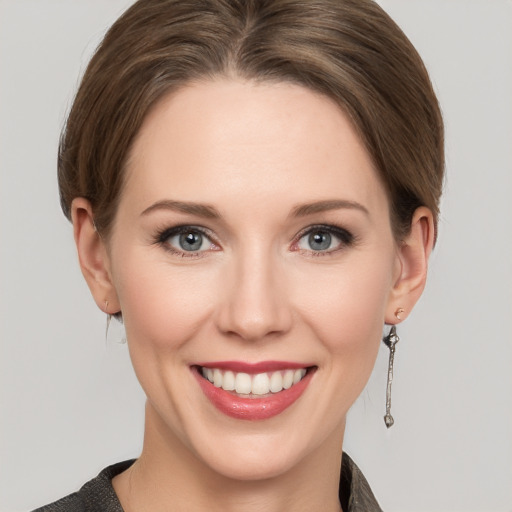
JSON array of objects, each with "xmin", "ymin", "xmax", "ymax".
[
  {"xmin": 140, "ymin": 198, "xmax": 369, "ymax": 219},
  {"xmin": 290, "ymin": 199, "xmax": 369, "ymax": 217},
  {"xmin": 141, "ymin": 200, "xmax": 220, "ymax": 218}
]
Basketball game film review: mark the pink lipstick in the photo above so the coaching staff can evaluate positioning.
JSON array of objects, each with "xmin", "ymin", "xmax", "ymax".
[{"xmin": 192, "ymin": 361, "xmax": 315, "ymax": 420}]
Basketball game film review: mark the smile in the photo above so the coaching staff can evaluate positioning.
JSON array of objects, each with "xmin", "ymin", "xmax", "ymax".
[
  {"xmin": 192, "ymin": 362, "xmax": 316, "ymax": 420},
  {"xmin": 201, "ymin": 367, "xmax": 307, "ymax": 396}
]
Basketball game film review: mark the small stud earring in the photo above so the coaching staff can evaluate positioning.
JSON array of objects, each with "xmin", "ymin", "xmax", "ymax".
[
  {"xmin": 395, "ymin": 307, "xmax": 405, "ymax": 320},
  {"xmin": 383, "ymin": 325, "xmax": 400, "ymax": 428}
]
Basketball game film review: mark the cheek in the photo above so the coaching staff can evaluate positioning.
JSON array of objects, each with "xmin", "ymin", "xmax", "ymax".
[
  {"xmin": 292, "ymin": 261, "xmax": 393, "ymax": 421},
  {"xmin": 291, "ymin": 255, "xmax": 394, "ymax": 368},
  {"xmin": 112, "ymin": 250, "xmax": 219, "ymax": 353},
  {"xmin": 110, "ymin": 250, "xmax": 223, "ymax": 430}
]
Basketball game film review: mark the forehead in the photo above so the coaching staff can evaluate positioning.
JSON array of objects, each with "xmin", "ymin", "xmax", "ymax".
[{"xmin": 122, "ymin": 79, "xmax": 387, "ymax": 216}]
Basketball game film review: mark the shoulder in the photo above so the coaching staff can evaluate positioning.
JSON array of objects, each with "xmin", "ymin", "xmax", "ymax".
[
  {"xmin": 32, "ymin": 460, "xmax": 135, "ymax": 512},
  {"xmin": 31, "ymin": 490, "xmax": 85, "ymax": 512},
  {"xmin": 33, "ymin": 455, "xmax": 381, "ymax": 511},
  {"xmin": 340, "ymin": 452, "xmax": 383, "ymax": 512}
]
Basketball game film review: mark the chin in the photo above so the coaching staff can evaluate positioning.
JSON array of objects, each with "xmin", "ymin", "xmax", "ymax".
[
  {"xmin": 198, "ymin": 436, "xmax": 306, "ymax": 482},
  {"xmin": 184, "ymin": 410, "xmax": 341, "ymax": 483}
]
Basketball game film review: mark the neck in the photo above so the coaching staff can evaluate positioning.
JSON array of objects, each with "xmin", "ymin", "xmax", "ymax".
[{"xmin": 113, "ymin": 401, "xmax": 345, "ymax": 512}]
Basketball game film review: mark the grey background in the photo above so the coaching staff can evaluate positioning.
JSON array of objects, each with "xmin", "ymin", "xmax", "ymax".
[{"xmin": 1, "ymin": 1, "xmax": 511, "ymax": 511}]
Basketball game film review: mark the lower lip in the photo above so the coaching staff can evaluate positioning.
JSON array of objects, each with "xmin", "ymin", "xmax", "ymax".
[{"xmin": 192, "ymin": 367, "xmax": 314, "ymax": 420}]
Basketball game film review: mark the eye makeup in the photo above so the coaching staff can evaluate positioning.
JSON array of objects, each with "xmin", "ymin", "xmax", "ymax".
[
  {"xmin": 151, "ymin": 221, "xmax": 358, "ymax": 259},
  {"xmin": 153, "ymin": 224, "xmax": 220, "ymax": 258},
  {"xmin": 291, "ymin": 224, "xmax": 358, "ymax": 257}
]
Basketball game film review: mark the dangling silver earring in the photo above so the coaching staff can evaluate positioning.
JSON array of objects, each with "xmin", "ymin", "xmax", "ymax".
[
  {"xmin": 104, "ymin": 300, "xmax": 112, "ymax": 341},
  {"xmin": 104, "ymin": 300, "xmax": 126, "ymax": 344},
  {"xmin": 383, "ymin": 324, "xmax": 400, "ymax": 428}
]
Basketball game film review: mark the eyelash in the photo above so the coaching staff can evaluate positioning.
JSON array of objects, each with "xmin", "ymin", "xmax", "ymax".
[
  {"xmin": 155, "ymin": 225, "xmax": 218, "ymax": 258},
  {"xmin": 292, "ymin": 224, "xmax": 356, "ymax": 256},
  {"xmin": 153, "ymin": 223, "xmax": 356, "ymax": 258}
]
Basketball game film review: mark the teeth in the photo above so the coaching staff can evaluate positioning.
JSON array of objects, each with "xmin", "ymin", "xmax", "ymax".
[
  {"xmin": 283, "ymin": 370, "xmax": 294, "ymax": 389},
  {"xmin": 252, "ymin": 373, "xmax": 270, "ymax": 395},
  {"xmin": 213, "ymin": 369, "xmax": 223, "ymax": 388},
  {"xmin": 269, "ymin": 371, "xmax": 283, "ymax": 393},
  {"xmin": 201, "ymin": 367, "xmax": 307, "ymax": 395},
  {"xmin": 235, "ymin": 372, "xmax": 252, "ymax": 394},
  {"xmin": 223, "ymin": 371, "xmax": 235, "ymax": 391}
]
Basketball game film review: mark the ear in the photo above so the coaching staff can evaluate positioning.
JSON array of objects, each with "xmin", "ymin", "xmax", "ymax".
[
  {"xmin": 71, "ymin": 198, "xmax": 120, "ymax": 314},
  {"xmin": 385, "ymin": 207, "xmax": 435, "ymax": 324}
]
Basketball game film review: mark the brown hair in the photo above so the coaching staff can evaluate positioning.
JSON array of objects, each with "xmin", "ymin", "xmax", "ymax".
[{"xmin": 58, "ymin": 0, "xmax": 444, "ymax": 241}]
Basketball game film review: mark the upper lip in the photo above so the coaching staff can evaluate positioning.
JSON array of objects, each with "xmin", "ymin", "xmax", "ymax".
[{"xmin": 195, "ymin": 361, "xmax": 314, "ymax": 373}]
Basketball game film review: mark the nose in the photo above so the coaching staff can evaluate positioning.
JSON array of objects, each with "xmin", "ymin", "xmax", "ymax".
[{"xmin": 215, "ymin": 249, "xmax": 293, "ymax": 342}]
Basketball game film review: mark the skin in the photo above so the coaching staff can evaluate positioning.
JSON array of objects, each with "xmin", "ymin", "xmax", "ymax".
[{"xmin": 73, "ymin": 79, "xmax": 434, "ymax": 512}]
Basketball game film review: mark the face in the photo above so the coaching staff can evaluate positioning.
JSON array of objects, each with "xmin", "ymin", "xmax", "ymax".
[{"xmin": 105, "ymin": 79, "xmax": 401, "ymax": 480}]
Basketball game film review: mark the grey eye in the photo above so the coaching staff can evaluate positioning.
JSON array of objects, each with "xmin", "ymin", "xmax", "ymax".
[
  {"xmin": 307, "ymin": 231, "xmax": 332, "ymax": 251},
  {"xmin": 297, "ymin": 228, "xmax": 346, "ymax": 252},
  {"xmin": 179, "ymin": 232, "xmax": 203, "ymax": 251},
  {"xmin": 166, "ymin": 230, "xmax": 212, "ymax": 252}
]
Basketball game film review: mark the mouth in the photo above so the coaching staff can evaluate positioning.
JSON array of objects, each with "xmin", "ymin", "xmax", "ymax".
[
  {"xmin": 192, "ymin": 362, "xmax": 316, "ymax": 420},
  {"xmin": 199, "ymin": 366, "xmax": 309, "ymax": 396}
]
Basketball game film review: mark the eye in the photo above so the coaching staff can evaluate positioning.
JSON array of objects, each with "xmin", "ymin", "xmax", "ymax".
[
  {"xmin": 295, "ymin": 225, "xmax": 354, "ymax": 254},
  {"xmin": 171, "ymin": 231, "xmax": 208, "ymax": 252},
  {"xmin": 157, "ymin": 226, "xmax": 218, "ymax": 256},
  {"xmin": 301, "ymin": 231, "xmax": 333, "ymax": 251}
]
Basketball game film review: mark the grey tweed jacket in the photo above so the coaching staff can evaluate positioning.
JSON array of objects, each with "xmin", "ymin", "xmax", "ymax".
[{"xmin": 33, "ymin": 453, "xmax": 383, "ymax": 512}]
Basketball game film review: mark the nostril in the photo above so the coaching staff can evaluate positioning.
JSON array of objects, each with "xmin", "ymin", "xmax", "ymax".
[
  {"xmin": 215, "ymin": 299, "xmax": 293, "ymax": 342},
  {"xmin": 213, "ymin": 262, "xmax": 294, "ymax": 341}
]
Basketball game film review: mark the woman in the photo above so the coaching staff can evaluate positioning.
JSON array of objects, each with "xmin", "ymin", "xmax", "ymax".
[{"xmin": 35, "ymin": 0, "xmax": 443, "ymax": 510}]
